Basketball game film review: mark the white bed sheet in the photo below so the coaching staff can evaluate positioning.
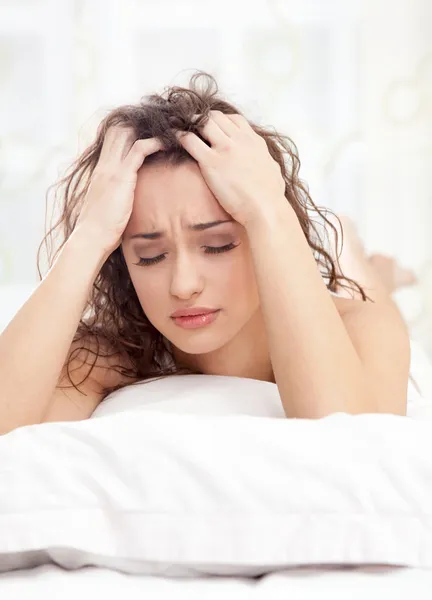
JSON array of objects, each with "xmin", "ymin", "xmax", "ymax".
[
  {"xmin": 3, "ymin": 286, "xmax": 432, "ymax": 595},
  {"xmin": 1, "ymin": 564, "xmax": 432, "ymax": 599}
]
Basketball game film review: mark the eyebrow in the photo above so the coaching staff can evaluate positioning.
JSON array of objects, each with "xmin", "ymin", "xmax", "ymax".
[{"xmin": 128, "ymin": 219, "xmax": 235, "ymax": 240}]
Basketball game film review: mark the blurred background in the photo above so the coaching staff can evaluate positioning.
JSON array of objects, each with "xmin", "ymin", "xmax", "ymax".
[{"xmin": 1, "ymin": 0, "xmax": 432, "ymax": 357}]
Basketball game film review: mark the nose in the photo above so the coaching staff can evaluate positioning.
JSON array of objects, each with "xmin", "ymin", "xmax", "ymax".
[{"xmin": 169, "ymin": 250, "xmax": 204, "ymax": 300}]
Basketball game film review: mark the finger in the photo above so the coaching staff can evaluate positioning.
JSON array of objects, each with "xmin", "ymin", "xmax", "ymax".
[
  {"xmin": 208, "ymin": 110, "xmax": 240, "ymax": 137},
  {"xmin": 198, "ymin": 115, "xmax": 231, "ymax": 148},
  {"xmin": 225, "ymin": 113, "xmax": 250, "ymax": 131},
  {"xmin": 99, "ymin": 125, "xmax": 135, "ymax": 164},
  {"xmin": 123, "ymin": 137, "xmax": 165, "ymax": 172},
  {"xmin": 175, "ymin": 131, "xmax": 213, "ymax": 162}
]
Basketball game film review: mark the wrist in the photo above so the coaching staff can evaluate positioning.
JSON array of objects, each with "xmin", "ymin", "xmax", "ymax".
[
  {"xmin": 243, "ymin": 199, "xmax": 295, "ymax": 235},
  {"xmin": 68, "ymin": 224, "xmax": 115, "ymax": 264}
]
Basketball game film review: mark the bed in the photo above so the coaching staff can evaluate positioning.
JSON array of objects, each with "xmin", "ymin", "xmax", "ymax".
[
  {"xmin": 2, "ymin": 563, "xmax": 432, "ymax": 599},
  {"xmin": 2, "ymin": 283, "xmax": 432, "ymax": 597}
]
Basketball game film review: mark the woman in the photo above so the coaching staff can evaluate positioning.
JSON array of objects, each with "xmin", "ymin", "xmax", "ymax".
[{"xmin": 0, "ymin": 72, "xmax": 412, "ymax": 435}]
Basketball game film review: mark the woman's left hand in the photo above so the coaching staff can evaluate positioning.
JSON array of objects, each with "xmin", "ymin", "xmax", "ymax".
[{"xmin": 175, "ymin": 110, "xmax": 287, "ymax": 227}]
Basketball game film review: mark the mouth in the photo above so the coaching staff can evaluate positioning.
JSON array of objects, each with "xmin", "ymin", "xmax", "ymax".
[{"xmin": 171, "ymin": 309, "xmax": 220, "ymax": 329}]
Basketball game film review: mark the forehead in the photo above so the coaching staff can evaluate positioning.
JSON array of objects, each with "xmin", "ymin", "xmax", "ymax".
[{"xmin": 131, "ymin": 160, "xmax": 229, "ymax": 225}]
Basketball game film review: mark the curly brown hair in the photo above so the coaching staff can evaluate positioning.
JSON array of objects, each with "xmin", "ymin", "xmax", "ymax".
[{"xmin": 37, "ymin": 71, "xmax": 369, "ymax": 399}]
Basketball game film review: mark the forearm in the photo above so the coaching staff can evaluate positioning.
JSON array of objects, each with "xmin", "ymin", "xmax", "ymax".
[
  {"xmin": 0, "ymin": 226, "xmax": 110, "ymax": 431},
  {"xmin": 245, "ymin": 204, "xmax": 375, "ymax": 419}
]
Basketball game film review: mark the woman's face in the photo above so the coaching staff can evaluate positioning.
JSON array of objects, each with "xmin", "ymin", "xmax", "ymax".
[{"xmin": 121, "ymin": 160, "xmax": 261, "ymax": 356}]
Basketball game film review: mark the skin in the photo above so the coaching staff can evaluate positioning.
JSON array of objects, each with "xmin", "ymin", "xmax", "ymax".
[
  {"xmin": 170, "ymin": 112, "xmax": 410, "ymax": 416},
  {"xmin": 335, "ymin": 215, "xmax": 417, "ymax": 303},
  {"xmin": 121, "ymin": 159, "xmax": 275, "ymax": 382},
  {"xmin": 120, "ymin": 160, "xmax": 414, "ymax": 399},
  {"xmin": 36, "ymin": 120, "xmax": 412, "ymax": 427},
  {"xmin": 118, "ymin": 110, "xmax": 410, "ymax": 417}
]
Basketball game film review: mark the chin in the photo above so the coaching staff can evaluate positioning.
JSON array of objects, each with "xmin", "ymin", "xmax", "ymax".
[{"xmin": 169, "ymin": 331, "xmax": 228, "ymax": 356}]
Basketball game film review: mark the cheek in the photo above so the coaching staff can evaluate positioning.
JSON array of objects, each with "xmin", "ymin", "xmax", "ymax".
[
  {"xmin": 222, "ymin": 250, "xmax": 259, "ymax": 300},
  {"xmin": 126, "ymin": 266, "xmax": 166, "ymax": 316}
]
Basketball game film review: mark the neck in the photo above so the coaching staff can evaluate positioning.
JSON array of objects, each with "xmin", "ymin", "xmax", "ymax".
[{"xmin": 170, "ymin": 309, "xmax": 275, "ymax": 383}]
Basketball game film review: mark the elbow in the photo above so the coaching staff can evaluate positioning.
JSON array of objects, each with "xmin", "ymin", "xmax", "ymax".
[
  {"xmin": 0, "ymin": 416, "xmax": 42, "ymax": 437},
  {"xmin": 0, "ymin": 421, "xmax": 22, "ymax": 436},
  {"xmin": 349, "ymin": 384, "xmax": 408, "ymax": 417}
]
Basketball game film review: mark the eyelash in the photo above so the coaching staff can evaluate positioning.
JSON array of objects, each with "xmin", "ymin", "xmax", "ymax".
[{"xmin": 134, "ymin": 243, "xmax": 238, "ymax": 267}]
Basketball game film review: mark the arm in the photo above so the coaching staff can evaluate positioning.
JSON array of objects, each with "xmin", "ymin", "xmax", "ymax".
[
  {"xmin": 172, "ymin": 110, "xmax": 410, "ymax": 417},
  {"xmin": 0, "ymin": 227, "xmax": 110, "ymax": 434},
  {"xmin": 0, "ymin": 129, "xmax": 164, "ymax": 434},
  {"xmin": 245, "ymin": 205, "xmax": 410, "ymax": 418}
]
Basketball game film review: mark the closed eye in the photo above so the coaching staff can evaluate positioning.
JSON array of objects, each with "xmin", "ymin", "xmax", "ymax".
[{"xmin": 134, "ymin": 243, "xmax": 239, "ymax": 267}]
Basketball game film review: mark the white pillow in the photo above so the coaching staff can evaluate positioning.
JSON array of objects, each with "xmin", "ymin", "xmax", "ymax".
[
  {"xmin": 2, "ymin": 374, "xmax": 432, "ymax": 577},
  {"xmin": 92, "ymin": 373, "xmax": 286, "ymax": 418}
]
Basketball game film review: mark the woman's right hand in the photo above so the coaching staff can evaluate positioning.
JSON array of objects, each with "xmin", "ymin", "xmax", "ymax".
[{"xmin": 76, "ymin": 125, "xmax": 164, "ymax": 255}]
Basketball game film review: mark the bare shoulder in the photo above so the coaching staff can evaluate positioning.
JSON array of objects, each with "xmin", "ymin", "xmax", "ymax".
[
  {"xmin": 43, "ymin": 335, "xmax": 137, "ymax": 424},
  {"xmin": 65, "ymin": 335, "xmax": 135, "ymax": 389}
]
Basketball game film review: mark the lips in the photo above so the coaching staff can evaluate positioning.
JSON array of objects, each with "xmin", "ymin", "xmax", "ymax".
[
  {"xmin": 171, "ymin": 309, "xmax": 221, "ymax": 329},
  {"xmin": 171, "ymin": 307, "xmax": 218, "ymax": 318}
]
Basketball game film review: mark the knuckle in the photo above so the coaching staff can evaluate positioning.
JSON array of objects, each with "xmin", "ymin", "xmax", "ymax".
[
  {"xmin": 131, "ymin": 138, "xmax": 144, "ymax": 148},
  {"xmin": 110, "ymin": 171, "xmax": 124, "ymax": 184},
  {"xmin": 129, "ymin": 139, "xmax": 148, "ymax": 156},
  {"xmin": 231, "ymin": 113, "xmax": 244, "ymax": 125},
  {"xmin": 93, "ymin": 165, "xmax": 109, "ymax": 179},
  {"xmin": 111, "ymin": 123, "xmax": 132, "ymax": 134},
  {"xmin": 94, "ymin": 167, "xmax": 121, "ymax": 184},
  {"xmin": 132, "ymin": 138, "xmax": 150, "ymax": 150},
  {"xmin": 221, "ymin": 139, "xmax": 234, "ymax": 152}
]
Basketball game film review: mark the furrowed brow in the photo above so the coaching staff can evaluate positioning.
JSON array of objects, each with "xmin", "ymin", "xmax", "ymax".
[{"xmin": 128, "ymin": 219, "xmax": 235, "ymax": 240}]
